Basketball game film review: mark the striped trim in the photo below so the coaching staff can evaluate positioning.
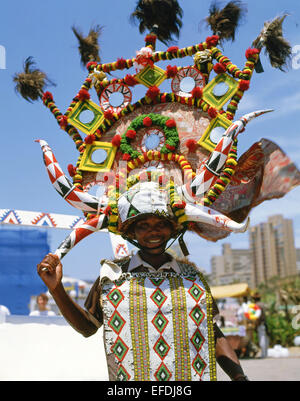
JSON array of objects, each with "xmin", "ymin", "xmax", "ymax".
[
  {"xmin": 169, "ymin": 277, "xmax": 192, "ymax": 380},
  {"xmin": 130, "ymin": 278, "xmax": 150, "ymax": 380},
  {"xmin": 206, "ymin": 291, "xmax": 217, "ymax": 381}
]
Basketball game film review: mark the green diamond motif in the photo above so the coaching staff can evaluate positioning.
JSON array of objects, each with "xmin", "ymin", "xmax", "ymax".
[
  {"xmin": 152, "ymin": 311, "xmax": 169, "ymax": 333},
  {"xmin": 108, "ymin": 310, "xmax": 126, "ymax": 334},
  {"xmin": 150, "ymin": 287, "xmax": 167, "ymax": 308},
  {"xmin": 154, "ymin": 362, "xmax": 172, "ymax": 381},
  {"xmin": 188, "ymin": 283, "xmax": 204, "ymax": 302},
  {"xmin": 185, "ymin": 275, "xmax": 196, "ymax": 282},
  {"xmin": 189, "ymin": 305, "xmax": 205, "ymax": 325},
  {"xmin": 150, "ymin": 278, "xmax": 165, "ymax": 287},
  {"xmin": 107, "ymin": 288, "xmax": 124, "ymax": 308},
  {"xmin": 136, "ymin": 65, "xmax": 166, "ymax": 88},
  {"xmin": 154, "ymin": 337, "xmax": 170, "ymax": 360},
  {"xmin": 117, "ymin": 365, "xmax": 131, "ymax": 381},
  {"xmin": 192, "ymin": 354, "xmax": 207, "ymax": 377},
  {"xmin": 111, "ymin": 337, "xmax": 129, "ymax": 362},
  {"xmin": 191, "ymin": 329, "xmax": 205, "ymax": 351}
]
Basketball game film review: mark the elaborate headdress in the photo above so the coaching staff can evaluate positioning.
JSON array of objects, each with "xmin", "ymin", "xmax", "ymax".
[{"xmin": 14, "ymin": 1, "xmax": 299, "ymax": 260}]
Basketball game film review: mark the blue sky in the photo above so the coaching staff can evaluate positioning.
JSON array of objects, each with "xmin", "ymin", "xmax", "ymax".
[{"xmin": 1, "ymin": 0, "xmax": 300, "ymax": 280}]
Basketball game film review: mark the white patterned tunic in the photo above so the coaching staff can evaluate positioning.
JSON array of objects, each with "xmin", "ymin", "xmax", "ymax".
[{"xmin": 100, "ymin": 260, "xmax": 216, "ymax": 381}]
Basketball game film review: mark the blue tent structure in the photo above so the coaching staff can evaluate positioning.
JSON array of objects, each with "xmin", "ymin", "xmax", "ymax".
[{"xmin": 0, "ymin": 228, "xmax": 48, "ymax": 315}]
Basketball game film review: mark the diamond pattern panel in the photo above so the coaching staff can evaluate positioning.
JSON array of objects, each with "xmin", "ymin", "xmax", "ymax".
[
  {"xmin": 107, "ymin": 288, "xmax": 124, "ymax": 308},
  {"xmin": 111, "ymin": 336, "xmax": 129, "ymax": 362},
  {"xmin": 188, "ymin": 283, "xmax": 204, "ymax": 303},
  {"xmin": 151, "ymin": 310, "xmax": 169, "ymax": 334},
  {"xmin": 192, "ymin": 354, "xmax": 207, "ymax": 378},
  {"xmin": 189, "ymin": 304, "xmax": 205, "ymax": 326},
  {"xmin": 154, "ymin": 362, "xmax": 172, "ymax": 381},
  {"xmin": 108, "ymin": 310, "xmax": 126, "ymax": 334},
  {"xmin": 117, "ymin": 365, "xmax": 131, "ymax": 381},
  {"xmin": 154, "ymin": 337, "xmax": 171, "ymax": 360},
  {"xmin": 191, "ymin": 329, "xmax": 205, "ymax": 352},
  {"xmin": 150, "ymin": 287, "xmax": 167, "ymax": 308}
]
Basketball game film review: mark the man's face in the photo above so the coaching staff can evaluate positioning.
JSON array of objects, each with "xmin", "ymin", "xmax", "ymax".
[
  {"xmin": 133, "ymin": 216, "xmax": 174, "ymax": 254},
  {"xmin": 37, "ymin": 296, "xmax": 47, "ymax": 311}
]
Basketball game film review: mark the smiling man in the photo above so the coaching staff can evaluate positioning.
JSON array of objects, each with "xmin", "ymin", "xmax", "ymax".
[{"xmin": 37, "ymin": 181, "xmax": 248, "ymax": 381}]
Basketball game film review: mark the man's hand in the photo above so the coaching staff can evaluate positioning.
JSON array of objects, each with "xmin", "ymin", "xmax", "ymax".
[{"xmin": 37, "ymin": 253, "xmax": 63, "ymax": 293}]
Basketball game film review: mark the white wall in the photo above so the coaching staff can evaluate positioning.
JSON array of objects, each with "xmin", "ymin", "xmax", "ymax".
[{"xmin": 0, "ymin": 316, "xmax": 109, "ymax": 381}]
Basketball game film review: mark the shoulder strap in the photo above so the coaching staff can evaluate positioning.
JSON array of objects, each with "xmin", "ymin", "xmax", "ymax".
[
  {"xmin": 176, "ymin": 257, "xmax": 212, "ymax": 294},
  {"xmin": 112, "ymin": 256, "xmax": 131, "ymax": 272}
]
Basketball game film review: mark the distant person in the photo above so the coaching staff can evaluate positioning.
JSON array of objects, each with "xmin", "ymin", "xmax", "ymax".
[
  {"xmin": 29, "ymin": 293, "xmax": 56, "ymax": 317},
  {"xmin": 251, "ymin": 291, "xmax": 269, "ymax": 358},
  {"xmin": 0, "ymin": 304, "xmax": 11, "ymax": 316},
  {"xmin": 236, "ymin": 297, "xmax": 259, "ymax": 358},
  {"xmin": 0, "ymin": 304, "xmax": 11, "ymax": 323}
]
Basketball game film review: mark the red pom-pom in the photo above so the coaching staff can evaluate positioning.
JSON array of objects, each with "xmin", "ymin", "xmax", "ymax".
[
  {"xmin": 67, "ymin": 164, "xmax": 76, "ymax": 177},
  {"xmin": 58, "ymin": 115, "xmax": 68, "ymax": 129},
  {"xmin": 166, "ymin": 119, "xmax": 176, "ymax": 128},
  {"xmin": 213, "ymin": 63, "xmax": 226, "ymax": 74},
  {"xmin": 166, "ymin": 65, "xmax": 178, "ymax": 78},
  {"xmin": 173, "ymin": 201, "xmax": 186, "ymax": 209},
  {"xmin": 122, "ymin": 153, "xmax": 131, "ymax": 161},
  {"xmin": 78, "ymin": 89, "xmax": 90, "ymax": 101},
  {"xmin": 191, "ymin": 87, "xmax": 203, "ymax": 98},
  {"xmin": 42, "ymin": 91, "xmax": 53, "ymax": 103},
  {"xmin": 104, "ymin": 110, "xmax": 114, "ymax": 120},
  {"xmin": 84, "ymin": 134, "xmax": 96, "ymax": 144},
  {"xmin": 103, "ymin": 206, "xmax": 112, "ymax": 216},
  {"xmin": 245, "ymin": 48, "xmax": 260, "ymax": 59},
  {"xmin": 116, "ymin": 58, "xmax": 127, "ymax": 69},
  {"xmin": 239, "ymin": 80, "xmax": 250, "ymax": 91},
  {"xmin": 112, "ymin": 134, "xmax": 121, "ymax": 147},
  {"xmin": 167, "ymin": 46, "xmax": 179, "ymax": 53},
  {"xmin": 86, "ymin": 61, "xmax": 98, "ymax": 70},
  {"xmin": 143, "ymin": 116, "xmax": 152, "ymax": 127},
  {"xmin": 165, "ymin": 143, "xmax": 175, "ymax": 151},
  {"xmin": 146, "ymin": 85, "xmax": 160, "ymax": 100},
  {"xmin": 126, "ymin": 129, "xmax": 136, "ymax": 139},
  {"xmin": 208, "ymin": 107, "xmax": 218, "ymax": 119},
  {"xmin": 206, "ymin": 35, "xmax": 219, "ymax": 48},
  {"xmin": 124, "ymin": 74, "xmax": 138, "ymax": 86},
  {"xmin": 186, "ymin": 139, "xmax": 198, "ymax": 152},
  {"xmin": 144, "ymin": 34, "xmax": 157, "ymax": 44}
]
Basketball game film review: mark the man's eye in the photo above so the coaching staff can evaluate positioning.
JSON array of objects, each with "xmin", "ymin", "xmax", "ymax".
[
  {"xmin": 157, "ymin": 222, "xmax": 168, "ymax": 229},
  {"xmin": 136, "ymin": 224, "xmax": 148, "ymax": 230}
]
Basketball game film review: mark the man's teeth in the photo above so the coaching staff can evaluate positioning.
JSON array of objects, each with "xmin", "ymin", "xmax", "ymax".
[{"xmin": 149, "ymin": 239, "xmax": 161, "ymax": 243}]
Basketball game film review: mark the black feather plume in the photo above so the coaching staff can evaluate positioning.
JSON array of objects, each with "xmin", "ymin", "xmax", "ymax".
[
  {"xmin": 13, "ymin": 57, "xmax": 54, "ymax": 102},
  {"xmin": 72, "ymin": 25, "xmax": 102, "ymax": 66},
  {"xmin": 252, "ymin": 15, "xmax": 292, "ymax": 71},
  {"xmin": 130, "ymin": 0, "xmax": 183, "ymax": 44},
  {"xmin": 206, "ymin": 1, "xmax": 247, "ymax": 42}
]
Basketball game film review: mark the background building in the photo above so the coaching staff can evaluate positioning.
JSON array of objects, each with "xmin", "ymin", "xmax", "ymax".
[
  {"xmin": 210, "ymin": 243, "xmax": 253, "ymax": 287},
  {"xmin": 296, "ymin": 249, "xmax": 300, "ymax": 273},
  {"xmin": 249, "ymin": 215, "xmax": 297, "ymax": 288},
  {"xmin": 210, "ymin": 215, "xmax": 298, "ymax": 288}
]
